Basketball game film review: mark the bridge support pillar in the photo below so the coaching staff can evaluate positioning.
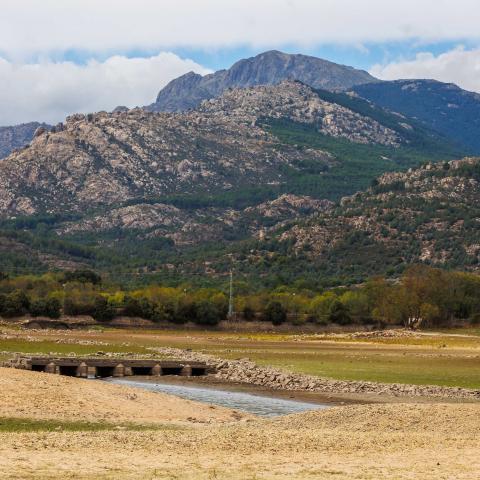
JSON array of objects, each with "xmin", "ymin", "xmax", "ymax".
[
  {"xmin": 113, "ymin": 363, "xmax": 125, "ymax": 377},
  {"xmin": 151, "ymin": 364, "xmax": 163, "ymax": 376},
  {"xmin": 180, "ymin": 365, "xmax": 192, "ymax": 377},
  {"xmin": 124, "ymin": 366, "xmax": 133, "ymax": 376},
  {"xmin": 44, "ymin": 362, "xmax": 57, "ymax": 374},
  {"xmin": 76, "ymin": 362, "xmax": 88, "ymax": 378}
]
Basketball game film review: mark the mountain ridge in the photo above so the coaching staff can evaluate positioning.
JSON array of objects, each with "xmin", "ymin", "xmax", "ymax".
[
  {"xmin": 148, "ymin": 50, "xmax": 480, "ymax": 155},
  {"xmin": 148, "ymin": 50, "xmax": 377, "ymax": 112},
  {"xmin": 352, "ymin": 79, "xmax": 480, "ymax": 153},
  {"xmin": 0, "ymin": 74, "xmax": 472, "ymax": 287},
  {"xmin": 0, "ymin": 122, "xmax": 51, "ymax": 159},
  {"xmin": 1, "ymin": 80, "xmax": 448, "ymax": 219}
]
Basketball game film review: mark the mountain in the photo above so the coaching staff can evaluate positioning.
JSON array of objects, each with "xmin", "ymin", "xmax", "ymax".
[
  {"xmin": 1, "ymin": 80, "xmax": 453, "ymax": 219},
  {"xmin": 149, "ymin": 51, "xmax": 480, "ymax": 156},
  {"xmin": 148, "ymin": 50, "xmax": 377, "ymax": 112},
  {"xmin": 235, "ymin": 157, "xmax": 480, "ymax": 286},
  {"xmin": 0, "ymin": 80, "xmax": 461, "ymax": 278},
  {"xmin": 131, "ymin": 156, "xmax": 479, "ymax": 289},
  {"xmin": 352, "ymin": 80, "xmax": 480, "ymax": 154},
  {"xmin": 17, "ymin": 155, "xmax": 480, "ymax": 289},
  {"xmin": 0, "ymin": 122, "xmax": 51, "ymax": 159},
  {"xmin": 0, "ymin": 79, "xmax": 468, "ymax": 283},
  {"xmin": 0, "ymin": 82, "xmax": 346, "ymax": 217},
  {"xmin": 58, "ymin": 194, "xmax": 334, "ymax": 247}
]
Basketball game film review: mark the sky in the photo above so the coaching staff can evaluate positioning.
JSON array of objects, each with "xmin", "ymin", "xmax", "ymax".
[{"xmin": 1, "ymin": 0, "xmax": 480, "ymax": 125}]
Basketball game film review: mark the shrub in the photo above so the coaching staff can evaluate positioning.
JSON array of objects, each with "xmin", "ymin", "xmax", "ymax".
[
  {"xmin": 2, "ymin": 290, "xmax": 30, "ymax": 318},
  {"xmin": 328, "ymin": 300, "xmax": 352, "ymax": 325},
  {"xmin": 263, "ymin": 301, "xmax": 287, "ymax": 325},
  {"xmin": 64, "ymin": 297, "xmax": 95, "ymax": 316},
  {"xmin": 63, "ymin": 269, "xmax": 101, "ymax": 285},
  {"xmin": 92, "ymin": 296, "xmax": 115, "ymax": 322},
  {"xmin": 469, "ymin": 313, "xmax": 480, "ymax": 325},
  {"xmin": 175, "ymin": 302, "xmax": 197, "ymax": 324},
  {"xmin": 123, "ymin": 296, "xmax": 144, "ymax": 317},
  {"xmin": 30, "ymin": 298, "xmax": 61, "ymax": 319},
  {"xmin": 195, "ymin": 301, "xmax": 223, "ymax": 326},
  {"xmin": 242, "ymin": 305, "xmax": 256, "ymax": 321},
  {"xmin": 150, "ymin": 303, "xmax": 172, "ymax": 323}
]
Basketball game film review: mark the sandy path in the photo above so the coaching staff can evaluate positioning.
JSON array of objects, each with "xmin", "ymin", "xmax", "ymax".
[{"xmin": 0, "ymin": 367, "xmax": 248, "ymax": 424}]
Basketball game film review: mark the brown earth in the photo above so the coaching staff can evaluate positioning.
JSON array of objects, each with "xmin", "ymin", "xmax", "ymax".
[
  {"xmin": 0, "ymin": 368, "xmax": 479, "ymax": 479},
  {"xmin": 0, "ymin": 403, "xmax": 479, "ymax": 479},
  {"xmin": 0, "ymin": 367, "xmax": 248, "ymax": 425}
]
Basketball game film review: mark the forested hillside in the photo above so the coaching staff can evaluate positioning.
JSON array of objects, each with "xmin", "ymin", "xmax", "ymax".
[{"xmin": 353, "ymin": 80, "xmax": 480, "ymax": 153}]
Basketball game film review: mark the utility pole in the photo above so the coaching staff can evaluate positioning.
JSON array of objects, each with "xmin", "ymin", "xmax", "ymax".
[{"xmin": 228, "ymin": 269, "xmax": 234, "ymax": 320}]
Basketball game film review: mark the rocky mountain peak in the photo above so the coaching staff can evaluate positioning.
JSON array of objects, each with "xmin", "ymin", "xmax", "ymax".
[
  {"xmin": 149, "ymin": 50, "xmax": 377, "ymax": 113},
  {"xmin": 198, "ymin": 80, "xmax": 401, "ymax": 146}
]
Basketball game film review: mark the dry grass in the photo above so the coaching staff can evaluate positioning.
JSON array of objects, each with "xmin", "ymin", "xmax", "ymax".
[{"xmin": 2, "ymin": 325, "xmax": 480, "ymax": 388}]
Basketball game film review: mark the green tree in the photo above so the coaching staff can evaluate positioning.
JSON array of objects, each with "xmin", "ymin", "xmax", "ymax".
[
  {"xmin": 92, "ymin": 296, "xmax": 115, "ymax": 322},
  {"xmin": 196, "ymin": 300, "xmax": 223, "ymax": 326},
  {"xmin": 2, "ymin": 290, "xmax": 30, "ymax": 318},
  {"xmin": 263, "ymin": 301, "xmax": 287, "ymax": 325},
  {"xmin": 30, "ymin": 298, "xmax": 61, "ymax": 319},
  {"xmin": 339, "ymin": 290, "xmax": 370, "ymax": 323},
  {"xmin": 328, "ymin": 300, "xmax": 351, "ymax": 325},
  {"xmin": 309, "ymin": 292, "xmax": 337, "ymax": 325}
]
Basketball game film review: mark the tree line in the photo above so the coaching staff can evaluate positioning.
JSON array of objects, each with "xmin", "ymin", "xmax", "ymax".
[{"xmin": 0, "ymin": 266, "xmax": 479, "ymax": 328}]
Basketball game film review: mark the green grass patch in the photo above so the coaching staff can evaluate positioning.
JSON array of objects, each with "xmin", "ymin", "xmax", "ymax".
[
  {"xmin": 125, "ymin": 328, "xmax": 480, "ymax": 389},
  {"xmin": 3, "ymin": 327, "xmax": 479, "ymax": 389},
  {"xmin": 0, "ymin": 417, "xmax": 182, "ymax": 433},
  {"xmin": 252, "ymin": 349, "xmax": 480, "ymax": 389},
  {"xmin": 0, "ymin": 337, "xmax": 151, "ymax": 360}
]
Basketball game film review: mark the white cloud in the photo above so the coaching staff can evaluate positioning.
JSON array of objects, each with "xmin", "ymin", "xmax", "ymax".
[
  {"xmin": 370, "ymin": 47, "xmax": 480, "ymax": 93},
  {"xmin": 1, "ymin": 0, "xmax": 480, "ymax": 59},
  {"xmin": 0, "ymin": 53, "xmax": 210, "ymax": 126},
  {"xmin": 3, "ymin": 1, "xmax": 480, "ymax": 125}
]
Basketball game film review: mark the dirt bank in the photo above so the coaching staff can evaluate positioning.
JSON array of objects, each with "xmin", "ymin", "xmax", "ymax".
[
  {"xmin": 0, "ymin": 367, "xmax": 479, "ymax": 479},
  {"xmin": 149, "ymin": 346, "xmax": 480, "ymax": 401},
  {"xmin": 0, "ymin": 367, "xmax": 249, "ymax": 425},
  {"xmin": 0, "ymin": 403, "xmax": 479, "ymax": 479},
  {"xmin": 128, "ymin": 373, "xmax": 476, "ymax": 406}
]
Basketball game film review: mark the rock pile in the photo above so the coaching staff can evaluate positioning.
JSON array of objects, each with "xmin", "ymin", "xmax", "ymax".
[{"xmin": 152, "ymin": 347, "xmax": 480, "ymax": 401}]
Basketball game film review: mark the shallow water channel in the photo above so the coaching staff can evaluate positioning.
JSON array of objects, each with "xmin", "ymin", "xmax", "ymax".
[{"xmin": 107, "ymin": 378, "xmax": 328, "ymax": 417}]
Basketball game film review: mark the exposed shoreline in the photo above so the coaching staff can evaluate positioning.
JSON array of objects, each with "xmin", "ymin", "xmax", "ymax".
[
  {"xmin": 121, "ymin": 372, "xmax": 479, "ymax": 406},
  {"xmin": 144, "ymin": 346, "xmax": 480, "ymax": 402},
  {"xmin": 1, "ymin": 365, "xmax": 480, "ymax": 479},
  {"xmin": 0, "ymin": 367, "xmax": 251, "ymax": 425}
]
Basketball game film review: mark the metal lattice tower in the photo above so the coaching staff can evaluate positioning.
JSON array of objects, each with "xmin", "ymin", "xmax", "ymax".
[{"xmin": 228, "ymin": 269, "xmax": 234, "ymax": 318}]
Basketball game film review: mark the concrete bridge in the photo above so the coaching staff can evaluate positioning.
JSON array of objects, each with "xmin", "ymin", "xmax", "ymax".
[{"xmin": 10, "ymin": 356, "xmax": 213, "ymax": 378}]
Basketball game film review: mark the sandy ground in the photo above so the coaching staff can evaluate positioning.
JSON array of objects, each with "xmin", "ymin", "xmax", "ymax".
[
  {"xmin": 0, "ymin": 368, "xmax": 479, "ymax": 479},
  {"xmin": 0, "ymin": 404, "xmax": 479, "ymax": 479},
  {"xmin": 0, "ymin": 368, "xmax": 248, "ymax": 425}
]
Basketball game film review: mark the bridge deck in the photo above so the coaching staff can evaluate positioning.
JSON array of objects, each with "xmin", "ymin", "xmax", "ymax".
[{"xmin": 10, "ymin": 356, "xmax": 213, "ymax": 378}]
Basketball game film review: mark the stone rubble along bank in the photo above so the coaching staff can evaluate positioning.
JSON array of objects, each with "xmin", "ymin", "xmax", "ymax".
[{"xmin": 152, "ymin": 347, "xmax": 480, "ymax": 400}]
